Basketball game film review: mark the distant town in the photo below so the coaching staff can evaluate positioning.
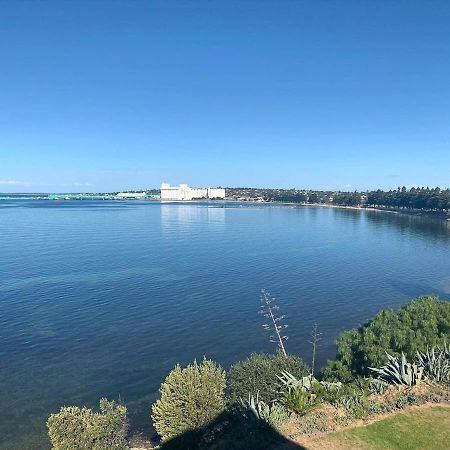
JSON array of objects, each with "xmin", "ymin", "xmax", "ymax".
[{"xmin": 0, "ymin": 184, "xmax": 449, "ymax": 218}]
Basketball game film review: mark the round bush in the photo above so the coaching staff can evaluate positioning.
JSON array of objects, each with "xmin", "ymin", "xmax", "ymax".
[
  {"xmin": 151, "ymin": 357, "xmax": 226, "ymax": 441},
  {"xmin": 47, "ymin": 398, "xmax": 128, "ymax": 450},
  {"xmin": 229, "ymin": 351, "xmax": 310, "ymax": 404}
]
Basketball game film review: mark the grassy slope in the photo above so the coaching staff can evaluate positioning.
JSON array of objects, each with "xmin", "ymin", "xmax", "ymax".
[{"xmin": 306, "ymin": 405, "xmax": 450, "ymax": 450}]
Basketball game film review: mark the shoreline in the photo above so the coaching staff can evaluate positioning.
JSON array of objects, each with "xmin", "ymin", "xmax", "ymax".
[
  {"xmin": 309, "ymin": 203, "xmax": 450, "ymax": 219},
  {"xmin": 1, "ymin": 196, "xmax": 449, "ymax": 221},
  {"xmin": 242, "ymin": 200, "xmax": 449, "ymax": 220}
]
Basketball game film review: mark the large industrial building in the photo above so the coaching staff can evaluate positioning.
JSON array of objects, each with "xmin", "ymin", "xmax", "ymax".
[{"xmin": 160, "ymin": 183, "xmax": 225, "ymax": 201}]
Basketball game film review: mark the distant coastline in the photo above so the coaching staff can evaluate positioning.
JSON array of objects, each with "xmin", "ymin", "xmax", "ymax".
[
  {"xmin": 1, "ymin": 191, "xmax": 449, "ymax": 221},
  {"xmin": 264, "ymin": 201, "xmax": 450, "ymax": 221}
]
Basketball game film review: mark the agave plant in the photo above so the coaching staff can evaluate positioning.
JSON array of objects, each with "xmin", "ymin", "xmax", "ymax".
[
  {"xmin": 238, "ymin": 393, "xmax": 270, "ymax": 421},
  {"xmin": 370, "ymin": 352, "xmax": 424, "ymax": 386},
  {"xmin": 277, "ymin": 371, "xmax": 316, "ymax": 392},
  {"xmin": 238, "ymin": 393, "xmax": 288, "ymax": 426},
  {"xmin": 416, "ymin": 346, "xmax": 450, "ymax": 383},
  {"xmin": 282, "ymin": 387, "xmax": 319, "ymax": 415},
  {"xmin": 277, "ymin": 371, "xmax": 321, "ymax": 415},
  {"xmin": 444, "ymin": 343, "xmax": 450, "ymax": 358},
  {"xmin": 368, "ymin": 379, "xmax": 389, "ymax": 395}
]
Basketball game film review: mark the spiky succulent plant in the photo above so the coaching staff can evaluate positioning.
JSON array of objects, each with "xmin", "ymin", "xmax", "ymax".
[
  {"xmin": 277, "ymin": 371, "xmax": 321, "ymax": 415},
  {"xmin": 277, "ymin": 371, "xmax": 316, "ymax": 392},
  {"xmin": 369, "ymin": 379, "xmax": 389, "ymax": 394},
  {"xmin": 416, "ymin": 346, "xmax": 450, "ymax": 383},
  {"xmin": 370, "ymin": 352, "xmax": 424, "ymax": 386},
  {"xmin": 238, "ymin": 393, "xmax": 288, "ymax": 426}
]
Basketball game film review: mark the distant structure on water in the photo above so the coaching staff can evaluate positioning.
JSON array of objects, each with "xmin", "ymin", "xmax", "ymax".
[
  {"xmin": 160, "ymin": 183, "xmax": 225, "ymax": 201},
  {"xmin": 115, "ymin": 192, "xmax": 149, "ymax": 199},
  {"xmin": 47, "ymin": 192, "xmax": 158, "ymax": 200}
]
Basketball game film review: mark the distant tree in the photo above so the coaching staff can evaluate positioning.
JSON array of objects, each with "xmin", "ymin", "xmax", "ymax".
[
  {"xmin": 332, "ymin": 192, "xmax": 362, "ymax": 207},
  {"xmin": 366, "ymin": 186, "xmax": 450, "ymax": 211},
  {"xmin": 308, "ymin": 192, "xmax": 321, "ymax": 204}
]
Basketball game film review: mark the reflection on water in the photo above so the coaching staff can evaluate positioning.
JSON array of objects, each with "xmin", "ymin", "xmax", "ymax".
[
  {"xmin": 0, "ymin": 201, "xmax": 449, "ymax": 449},
  {"xmin": 160, "ymin": 202, "xmax": 226, "ymax": 230},
  {"xmin": 363, "ymin": 209, "xmax": 450, "ymax": 243}
]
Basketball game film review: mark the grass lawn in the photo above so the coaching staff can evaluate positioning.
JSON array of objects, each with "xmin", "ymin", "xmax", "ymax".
[{"xmin": 307, "ymin": 405, "xmax": 450, "ymax": 450}]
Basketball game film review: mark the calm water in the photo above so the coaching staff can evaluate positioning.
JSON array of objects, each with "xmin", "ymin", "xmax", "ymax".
[{"xmin": 1, "ymin": 201, "xmax": 450, "ymax": 449}]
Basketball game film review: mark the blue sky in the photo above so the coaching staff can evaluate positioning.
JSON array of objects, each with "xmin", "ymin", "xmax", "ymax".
[{"xmin": 1, "ymin": 0, "xmax": 449, "ymax": 192}]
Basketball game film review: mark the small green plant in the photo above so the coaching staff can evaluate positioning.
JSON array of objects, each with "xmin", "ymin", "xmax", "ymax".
[
  {"xmin": 319, "ymin": 379, "xmax": 365, "ymax": 405},
  {"xmin": 370, "ymin": 352, "xmax": 424, "ymax": 386},
  {"xmin": 47, "ymin": 398, "xmax": 128, "ymax": 450},
  {"xmin": 280, "ymin": 387, "xmax": 320, "ymax": 415},
  {"xmin": 277, "ymin": 371, "xmax": 321, "ymax": 415},
  {"xmin": 416, "ymin": 346, "xmax": 450, "ymax": 383},
  {"xmin": 320, "ymin": 381, "xmax": 343, "ymax": 392},
  {"xmin": 151, "ymin": 357, "xmax": 226, "ymax": 441},
  {"xmin": 336, "ymin": 394, "xmax": 364, "ymax": 410},
  {"xmin": 369, "ymin": 379, "xmax": 389, "ymax": 395},
  {"xmin": 335, "ymin": 394, "xmax": 370, "ymax": 419},
  {"xmin": 238, "ymin": 393, "xmax": 289, "ymax": 427},
  {"xmin": 366, "ymin": 399, "xmax": 388, "ymax": 415}
]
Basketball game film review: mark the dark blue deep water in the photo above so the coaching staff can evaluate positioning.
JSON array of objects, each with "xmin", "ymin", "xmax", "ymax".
[{"xmin": 1, "ymin": 201, "xmax": 450, "ymax": 449}]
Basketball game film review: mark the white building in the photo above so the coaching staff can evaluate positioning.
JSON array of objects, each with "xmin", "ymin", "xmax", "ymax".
[
  {"xmin": 207, "ymin": 187, "xmax": 226, "ymax": 199},
  {"xmin": 160, "ymin": 183, "xmax": 225, "ymax": 201}
]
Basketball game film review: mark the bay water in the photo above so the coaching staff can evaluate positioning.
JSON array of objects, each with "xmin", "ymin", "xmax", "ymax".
[{"xmin": 1, "ymin": 201, "xmax": 450, "ymax": 449}]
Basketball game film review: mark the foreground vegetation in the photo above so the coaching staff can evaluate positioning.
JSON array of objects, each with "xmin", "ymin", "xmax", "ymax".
[
  {"xmin": 323, "ymin": 295, "xmax": 450, "ymax": 381},
  {"xmin": 46, "ymin": 295, "xmax": 450, "ymax": 449}
]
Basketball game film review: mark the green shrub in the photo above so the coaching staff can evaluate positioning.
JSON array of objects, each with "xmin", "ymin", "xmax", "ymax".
[
  {"xmin": 47, "ymin": 398, "xmax": 128, "ymax": 450},
  {"xmin": 322, "ymin": 359, "xmax": 354, "ymax": 383},
  {"xmin": 323, "ymin": 296, "xmax": 450, "ymax": 381},
  {"xmin": 229, "ymin": 351, "xmax": 310, "ymax": 404},
  {"xmin": 151, "ymin": 357, "xmax": 226, "ymax": 441}
]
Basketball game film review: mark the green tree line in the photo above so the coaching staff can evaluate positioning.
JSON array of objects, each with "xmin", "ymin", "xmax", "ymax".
[
  {"xmin": 366, "ymin": 187, "xmax": 450, "ymax": 210},
  {"xmin": 261, "ymin": 186, "xmax": 450, "ymax": 211}
]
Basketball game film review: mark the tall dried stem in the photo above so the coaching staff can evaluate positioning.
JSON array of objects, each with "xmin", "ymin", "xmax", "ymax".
[{"xmin": 259, "ymin": 289, "xmax": 288, "ymax": 356}]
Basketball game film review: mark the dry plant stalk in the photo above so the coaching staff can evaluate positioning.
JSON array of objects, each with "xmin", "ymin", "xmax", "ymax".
[{"xmin": 260, "ymin": 289, "xmax": 288, "ymax": 356}]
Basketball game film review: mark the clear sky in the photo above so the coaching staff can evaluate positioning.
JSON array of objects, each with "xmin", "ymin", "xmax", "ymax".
[{"xmin": 1, "ymin": 0, "xmax": 449, "ymax": 192}]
